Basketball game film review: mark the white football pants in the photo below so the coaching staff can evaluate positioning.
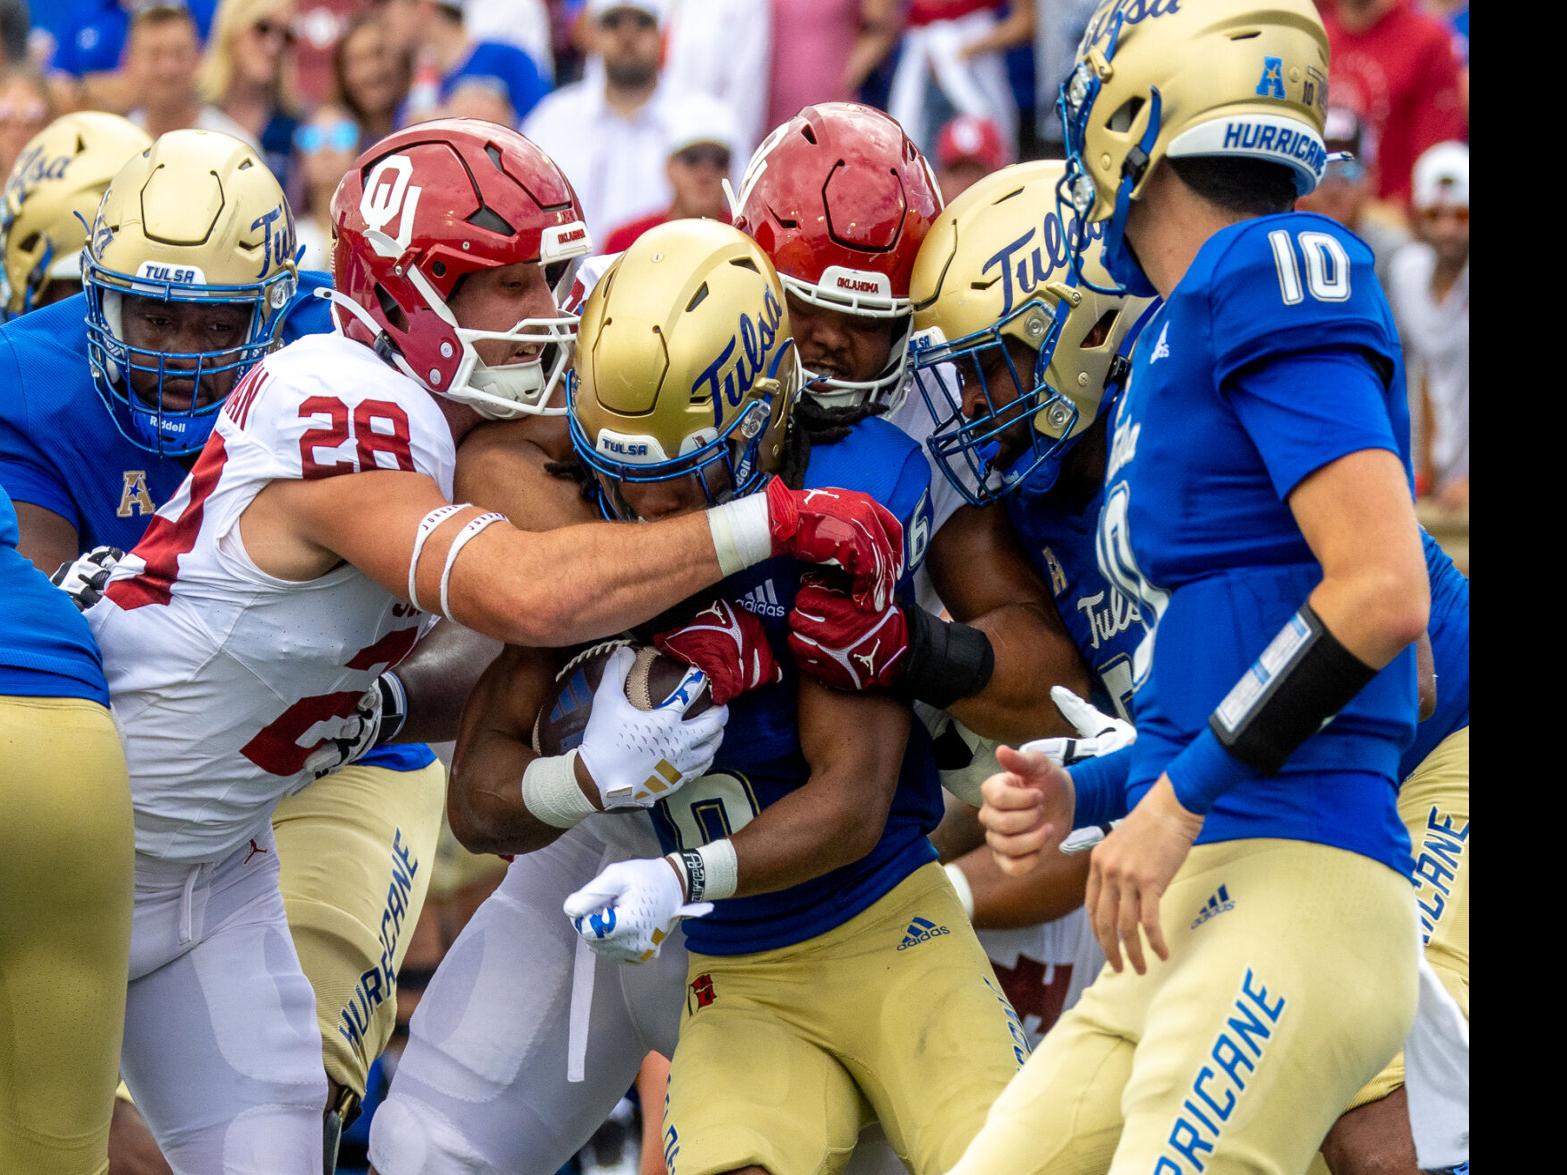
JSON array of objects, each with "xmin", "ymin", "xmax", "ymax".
[{"xmin": 122, "ymin": 829, "xmax": 326, "ymax": 1174}]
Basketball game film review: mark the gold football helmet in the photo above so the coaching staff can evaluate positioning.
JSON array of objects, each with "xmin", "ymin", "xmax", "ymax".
[
  {"xmin": 83, "ymin": 128, "xmax": 299, "ymax": 455},
  {"xmin": 1058, "ymin": 0, "xmax": 1330, "ymax": 293},
  {"xmin": 910, "ymin": 160, "xmax": 1154, "ymax": 505},
  {"xmin": 0, "ymin": 111, "xmax": 151, "ymax": 318},
  {"xmin": 569, "ymin": 218, "xmax": 800, "ymax": 521}
]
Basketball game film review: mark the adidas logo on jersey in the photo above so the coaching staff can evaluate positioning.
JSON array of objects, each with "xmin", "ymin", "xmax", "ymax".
[
  {"xmin": 1149, "ymin": 322, "xmax": 1171, "ymax": 363},
  {"xmin": 1190, "ymin": 884, "xmax": 1235, "ymax": 930},
  {"xmin": 897, "ymin": 916, "xmax": 949, "ymax": 951},
  {"xmin": 738, "ymin": 579, "xmax": 785, "ymax": 618}
]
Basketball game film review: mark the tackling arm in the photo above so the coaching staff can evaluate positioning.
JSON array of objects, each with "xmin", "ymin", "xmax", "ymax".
[
  {"xmin": 13, "ymin": 501, "xmax": 80, "ymax": 574},
  {"xmin": 246, "ymin": 467, "xmax": 901, "ymax": 650}
]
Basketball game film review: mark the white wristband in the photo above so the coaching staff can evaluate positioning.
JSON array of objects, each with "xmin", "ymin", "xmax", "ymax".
[
  {"xmin": 521, "ymin": 750, "xmax": 597, "ymax": 829},
  {"xmin": 944, "ymin": 862, "xmax": 976, "ymax": 921},
  {"xmin": 408, "ymin": 505, "xmax": 465, "ymax": 612},
  {"xmin": 668, "ymin": 838, "xmax": 740, "ymax": 903},
  {"xmin": 438, "ymin": 511, "xmax": 507, "ymax": 622},
  {"xmin": 706, "ymin": 494, "xmax": 773, "ymax": 577}
]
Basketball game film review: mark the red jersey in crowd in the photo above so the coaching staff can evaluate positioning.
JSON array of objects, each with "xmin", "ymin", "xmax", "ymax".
[
  {"xmin": 602, "ymin": 210, "xmax": 732, "ymax": 256},
  {"xmin": 1319, "ymin": 0, "xmax": 1467, "ymax": 204}
]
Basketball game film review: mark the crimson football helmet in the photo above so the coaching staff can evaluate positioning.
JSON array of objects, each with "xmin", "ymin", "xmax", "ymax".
[
  {"xmin": 329, "ymin": 119, "xmax": 593, "ymax": 418},
  {"xmin": 729, "ymin": 102, "xmax": 942, "ymax": 408}
]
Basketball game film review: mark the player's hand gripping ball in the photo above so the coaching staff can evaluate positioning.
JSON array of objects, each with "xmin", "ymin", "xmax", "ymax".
[{"xmin": 533, "ymin": 642, "xmax": 728, "ymax": 810}]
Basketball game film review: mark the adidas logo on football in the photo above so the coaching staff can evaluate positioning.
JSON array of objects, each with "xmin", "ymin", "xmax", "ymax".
[
  {"xmin": 897, "ymin": 916, "xmax": 949, "ymax": 951},
  {"xmin": 1190, "ymin": 884, "xmax": 1235, "ymax": 930},
  {"xmin": 738, "ymin": 579, "xmax": 785, "ymax": 619}
]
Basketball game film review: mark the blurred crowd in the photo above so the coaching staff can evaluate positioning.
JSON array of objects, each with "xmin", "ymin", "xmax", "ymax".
[
  {"xmin": 0, "ymin": 0, "xmax": 1469, "ymax": 1168},
  {"xmin": 0, "ymin": 0, "xmax": 1468, "ymax": 513}
]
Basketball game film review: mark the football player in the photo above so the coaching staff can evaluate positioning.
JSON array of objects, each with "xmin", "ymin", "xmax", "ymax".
[
  {"xmin": 730, "ymin": 102, "xmax": 1096, "ymax": 744},
  {"xmin": 373, "ymin": 220, "xmax": 1023, "ymax": 1175},
  {"xmin": 77, "ymin": 119, "xmax": 900, "ymax": 1173},
  {"xmin": 0, "ymin": 110, "xmax": 150, "ymax": 320},
  {"xmin": 0, "ymin": 122, "xmax": 448, "ymax": 1169},
  {"xmin": 951, "ymin": 3, "xmax": 1430, "ymax": 1171},
  {"xmin": 0, "ymin": 484, "xmax": 133, "ymax": 1174}
]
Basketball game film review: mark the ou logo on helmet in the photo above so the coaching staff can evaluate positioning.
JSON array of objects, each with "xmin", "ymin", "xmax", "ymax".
[{"xmin": 360, "ymin": 155, "xmax": 424, "ymax": 255}]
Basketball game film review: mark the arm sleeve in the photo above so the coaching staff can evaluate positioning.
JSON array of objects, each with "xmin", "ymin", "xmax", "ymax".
[
  {"xmin": 1225, "ymin": 348, "xmax": 1402, "ymax": 501},
  {"xmin": 0, "ymin": 340, "xmax": 79, "ymax": 529},
  {"xmin": 1068, "ymin": 745, "xmax": 1133, "ymax": 828}
]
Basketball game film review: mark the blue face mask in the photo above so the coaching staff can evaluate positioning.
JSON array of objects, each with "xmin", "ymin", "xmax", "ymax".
[
  {"xmin": 910, "ymin": 296, "xmax": 1083, "ymax": 508},
  {"xmin": 1055, "ymin": 10, "xmax": 1162, "ymax": 299},
  {"xmin": 83, "ymin": 253, "xmax": 298, "ymax": 457}
]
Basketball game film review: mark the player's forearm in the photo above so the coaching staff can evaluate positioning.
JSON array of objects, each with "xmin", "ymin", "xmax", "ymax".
[
  {"xmin": 389, "ymin": 622, "xmax": 504, "ymax": 744},
  {"xmin": 447, "ymin": 736, "xmax": 571, "ymax": 856},
  {"xmin": 723, "ymin": 775, "xmax": 895, "ymax": 897},
  {"xmin": 945, "ymin": 605, "xmax": 1094, "ymax": 744}
]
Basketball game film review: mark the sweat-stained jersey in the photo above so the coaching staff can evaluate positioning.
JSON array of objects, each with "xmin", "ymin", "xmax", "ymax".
[
  {"xmin": 0, "ymin": 279, "xmax": 435, "ymax": 774},
  {"xmin": 648, "ymin": 416, "xmax": 940, "ymax": 955},
  {"xmin": 87, "ymin": 332, "xmax": 455, "ymax": 864},
  {"xmin": 1100, "ymin": 211, "xmax": 1416, "ymax": 876}
]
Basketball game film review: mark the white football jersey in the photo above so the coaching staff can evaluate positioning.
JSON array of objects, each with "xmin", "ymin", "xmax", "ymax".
[
  {"xmin": 89, "ymin": 333, "xmax": 456, "ymax": 864},
  {"xmin": 978, "ymin": 910, "xmax": 1103, "ymax": 1048}
]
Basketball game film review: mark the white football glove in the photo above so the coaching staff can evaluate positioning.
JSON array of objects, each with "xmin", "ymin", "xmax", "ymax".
[
  {"xmin": 578, "ymin": 646, "xmax": 728, "ymax": 810},
  {"xmin": 1020, "ymin": 686, "xmax": 1136, "ymax": 767},
  {"xmin": 301, "ymin": 674, "xmax": 406, "ymax": 780},
  {"xmin": 1019, "ymin": 687, "xmax": 1135, "ymax": 855},
  {"xmin": 50, "ymin": 545, "xmax": 122, "ymax": 611},
  {"xmin": 563, "ymin": 856, "xmax": 713, "ymax": 963}
]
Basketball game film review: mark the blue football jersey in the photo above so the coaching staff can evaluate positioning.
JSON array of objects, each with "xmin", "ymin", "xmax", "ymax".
[
  {"xmin": 1100, "ymin": 213, "xmax": 1417, "ymax": 875},
  {"xmin": 650, "ymin": 416, "xmax": 941, "ymax": 956},
  {"xmin": 1403, "ymin": 529, "xmax": 1469, "ymax": 778},
  {"xmin": 1002, "ymin": 431, "xmax": 1146, "ymax": 722},
  {"xmin": 0, "ymin": 275, "xmax": 434, "ymax": 773},
  {"xmin": 0, "ymin": 485, "xmax": 108, "ymax": 704}
]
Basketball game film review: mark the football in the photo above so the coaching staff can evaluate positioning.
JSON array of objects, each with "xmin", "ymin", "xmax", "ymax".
[{"xmin": 531, "ymin": 639, "xmax": 713, "ymax": 756}]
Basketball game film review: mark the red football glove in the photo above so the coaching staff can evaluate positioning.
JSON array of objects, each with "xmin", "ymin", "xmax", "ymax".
[
  {"xmin": 654, "ymin": 599, "xmax": 782, "ymax": 706},
  {"xmin": 787, "ymin": 573, "xmax": 911, "ymax": 691},
  {"xmin": 765, "ymin": 477, "xmax": 904, "ymax": 613}
]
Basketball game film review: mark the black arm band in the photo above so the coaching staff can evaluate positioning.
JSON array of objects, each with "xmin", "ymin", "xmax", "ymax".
[
  {"xmin": 1208, "ymin": 603, "xmax": 1378, "ymax": 775},
  {"xmin": 897, "ymin": 605, "xmax": 996, "ymax": 710},
  {"xmin": 374, "ymin": 671, "xmax": 409, "ymax": 747}
]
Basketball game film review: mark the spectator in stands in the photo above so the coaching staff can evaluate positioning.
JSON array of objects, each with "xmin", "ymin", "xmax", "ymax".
[
  {"xmin": 1030, "ymin": 0, "xmax": 1097, "ymax": 153},
  {"xmin": 662, "ymin": 0, "xmax": 770, "ymax": 163},
  {"xmin": 602, "ymin": 92, "xmax": 738, "ymax": 253},
  {"xmin": 47, "ymin": 0, "xmax": 219, "ymax": 113},
  {"xmin": 887, "ymin": 0, "xmax": 1034, "ymax": 158},
  {"xmin": 1296, "ymin": 106, "xmax": 1408, "ymax": 285},
  {"xmin": 437, "ymin": 76, "xmax": 516, "ymax": 125},
  {"xmin": 0, "ymin": 64, "xmax": 51, "ymax": 180},
  {"xmin": 933, "ymin": 112, "xmax": 1009, "ymax": 202},
  {"xmin": 124, "ymin": 2, "xmax": 253, "ymax": 143},
  {"xmin": 462, "ymin": 0, "xmax": 555, "ymax": 82},
  {"xmin": 1389, "ymin": 141, "xmax": 1468, "ymax": 511},
  {"xmin": 523, "ymin": 0, "xmax": 670, "ymax": 242},
  {"xmin": 381, "ymin": 0, "xmax": 549, "ymax": 126},
  {"xmin": 291, "ymin": 102, "xmax": 358, "ymax": 270},
  {"xmin": 1320, "ymin": 0, "xmax": 1467, "ymax": 206},
  {"xmin": 199, "ymin": 0, "xmax": 299, "ymax": 186},
  {"xmin": 333, "ymin": 8, "xmax": 409, "ymax": 149},
  {"xmin": 766, "ymin": 0, "xmax": 898, "ymax": 136}
]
